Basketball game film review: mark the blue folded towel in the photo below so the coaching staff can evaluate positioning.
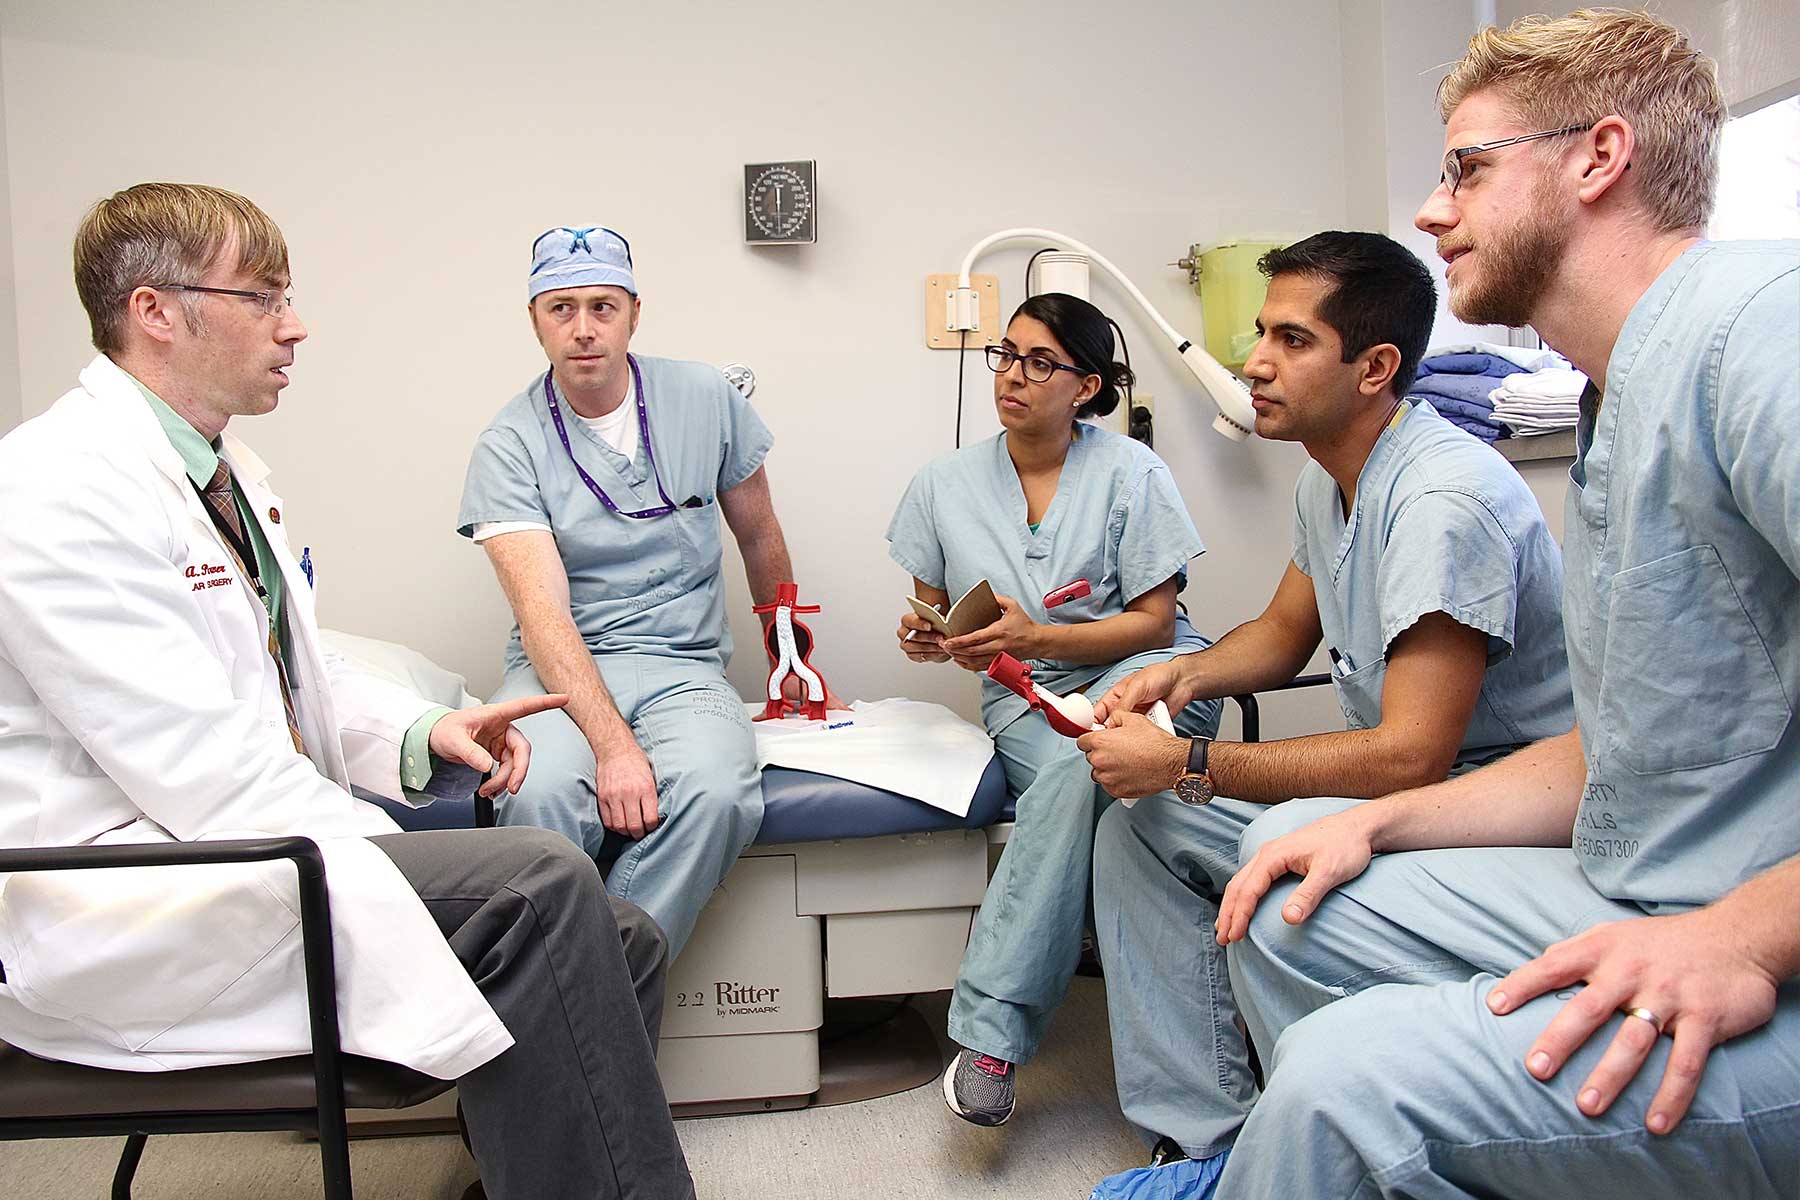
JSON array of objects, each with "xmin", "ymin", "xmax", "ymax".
[
  {"xmin": 1417, "ymin": 352, "xmax": 1528, "ymax": 379},
  {"xmin": 1413, "ymin": 393, "xmax": 1505, "ymax": 425},
  {"xmin": 1446, "ymin": 417, "xmax": 1504, "ymax": 443},
  {"xmin": 1409, "ymin": 373, "xmax": 1502, "ymax": 409}
]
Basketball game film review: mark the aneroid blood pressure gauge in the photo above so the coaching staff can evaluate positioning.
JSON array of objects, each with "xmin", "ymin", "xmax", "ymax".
[{"xmin": 744, "ymin": 161, "xmax": 816, "ymax": 244}]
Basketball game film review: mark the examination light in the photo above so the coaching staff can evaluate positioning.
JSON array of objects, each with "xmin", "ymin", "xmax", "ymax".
[{"xmin": 952, "ymin": 228, "xmax": 1256, "ymax": 441}]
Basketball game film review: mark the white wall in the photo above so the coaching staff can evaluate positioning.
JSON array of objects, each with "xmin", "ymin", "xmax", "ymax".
[
  {"xmin": 1340, "ymin": 0, "xmax": 1516, "ymax": 350},
  {"xmin": 0, "ymin": 43, "xmax": 18, "ymax": 436},
  {"xmin": 1372, "ymin": 1, "xmax": 1575, "ymax": 545},
  {"xmin": 6, "ymin": 1, "xmax": 1557, "ymax": 744},
  {"xmin": 3, "ymin": 0, "xmax": 1358, "ymax": 737}
]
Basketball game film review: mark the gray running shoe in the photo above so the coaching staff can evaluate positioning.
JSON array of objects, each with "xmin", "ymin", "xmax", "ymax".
[{"xmin": 942, "ymin": 1047, "xmax": 1015, "ymax": 1126}]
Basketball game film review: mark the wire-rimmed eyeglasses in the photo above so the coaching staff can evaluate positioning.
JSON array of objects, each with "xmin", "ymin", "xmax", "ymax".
[
  {"xmin": 1441, "ymin": 123, "xmax": 1594, "ymax": 194},
  {"xmin": 154, "ymin": 283, "xmax": 294, "ymax": 318}
]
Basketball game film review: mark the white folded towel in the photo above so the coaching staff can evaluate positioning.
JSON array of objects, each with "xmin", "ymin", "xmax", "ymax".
[{"xmin": 1491, "ymin": 366, "xmax": 1588, "ymax": 401}]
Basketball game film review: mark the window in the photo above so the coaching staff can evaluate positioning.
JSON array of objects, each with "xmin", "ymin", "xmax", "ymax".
[{"xmin": 1709, "ymin": 94, "xmax": 1800, "ymax": 240}]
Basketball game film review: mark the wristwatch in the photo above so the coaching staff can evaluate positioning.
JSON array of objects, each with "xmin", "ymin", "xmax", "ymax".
[{"xmin": 1173, "ymin": 737, "xmax": 1215, "ymax": 806}]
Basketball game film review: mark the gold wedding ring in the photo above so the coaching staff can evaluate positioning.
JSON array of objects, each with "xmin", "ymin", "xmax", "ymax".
[{"xmin": 1623, "ymin": 1006, "xmax": 1666, "ymax": 1034}]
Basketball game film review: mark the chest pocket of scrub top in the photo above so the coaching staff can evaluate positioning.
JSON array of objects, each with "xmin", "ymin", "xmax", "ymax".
[
  {"xmin": 1597, "ymin": 545, "xmax": 1790, "ymax": 775},
  {"xmin": 1331, "ymin": 657, "xmax": 1386, "ymax": 731},
  {"xmin": 1039, "ymin": 544, "xmax": 1115, "ymax": 626},
  {"xmin": 671, "ymin": 498, "xmax": 723, "ymax": 590},
  {"xmin": 561, "ymin": 514, "xmax": 662, "ymax": 602}
]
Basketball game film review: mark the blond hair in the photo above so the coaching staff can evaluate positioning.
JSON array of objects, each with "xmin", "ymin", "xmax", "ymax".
[
  {"xmin": 73, "ymin": 183, "xmax": 290, "ymax": 353},
  {"xmin": 1437, "ymin": 8, "xmax": 1725, "ymax": 232}
]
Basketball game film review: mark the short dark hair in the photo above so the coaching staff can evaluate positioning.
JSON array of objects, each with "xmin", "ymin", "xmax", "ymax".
[
  {"xmin": 1256, "ymin": 232, "xmax": 1437, "ymax": 397},
  {"xmin": 1011, "ymin": 292, "xmax": 1134, "ymax": 421}
]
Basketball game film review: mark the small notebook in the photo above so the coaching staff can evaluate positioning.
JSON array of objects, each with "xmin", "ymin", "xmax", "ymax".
[{"xmin": 906, "ymin": 579, "xmax": 1003, "ymax": 638}]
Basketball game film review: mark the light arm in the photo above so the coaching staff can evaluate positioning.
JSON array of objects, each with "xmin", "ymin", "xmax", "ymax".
[{"xmin": 954, "ymin": 226, "xmax": 1255, "ymax": 439}]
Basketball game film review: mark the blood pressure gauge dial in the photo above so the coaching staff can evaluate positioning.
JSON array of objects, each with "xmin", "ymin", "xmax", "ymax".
[{"xmin": 744, "ymin": 161, "xmax": 817, "ymax": 244}]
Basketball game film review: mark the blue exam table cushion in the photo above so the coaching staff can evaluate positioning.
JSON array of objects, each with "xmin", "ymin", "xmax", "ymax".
[{"xmin": 366, "ymin": 756, "xmax": 1011, "ymax": 841}]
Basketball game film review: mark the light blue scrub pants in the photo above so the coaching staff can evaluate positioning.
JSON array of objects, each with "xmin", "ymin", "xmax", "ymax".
[
  {"xmin": 948, "ymin": 654, "xmax": 1220, "ymax": 1066},
  {"xmin": 490, "ymin": 653, "xmax": 763, "ymax": 958},
  {"xmin": 1214, "ymin": 797, "xmax": 1800, "ymax": 1199},
  {"xmin": 1091, "ymin": 793, "xmax": 1273, "ymax": 1159}
]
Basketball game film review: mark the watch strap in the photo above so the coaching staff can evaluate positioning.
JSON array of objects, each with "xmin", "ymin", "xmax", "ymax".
[{"xmin": 1186, "ymin": 736, "xmax": 1211, "ymax": 777}]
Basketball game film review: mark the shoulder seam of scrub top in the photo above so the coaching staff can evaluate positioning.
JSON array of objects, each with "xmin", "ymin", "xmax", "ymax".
[
  {"xmin": 477, "ymin": 421, "xmax": 539, "ymax": 459},
  {"xmin": 1387, "ymin": 486, "xmax": 1519, "ymax": 555},
  {"xmin": 1704, "ymin": 263, "xmax": 1800, "ymax": 435},
  {"xmin": 717, "ymin": 414, "xmax": 773, "ymax": 494},
  {"xmin": 887, "ymin": 546, "xmax": 945, "ymax": 590}
]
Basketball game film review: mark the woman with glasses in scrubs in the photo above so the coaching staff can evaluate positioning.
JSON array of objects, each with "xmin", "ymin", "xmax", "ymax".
[{"xmin": 886, "ymin": 293, "xmax": 1220, "ymax": 1128}]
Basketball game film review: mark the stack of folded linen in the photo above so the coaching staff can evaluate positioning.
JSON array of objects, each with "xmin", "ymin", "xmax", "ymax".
[
  {"xmin": 1407, "ymin": 350, "xmax": 1526, "ymax": 442},
  {"xmin": 1490, "ymin": 367, "xmax": 1587, "ymax": 436}
]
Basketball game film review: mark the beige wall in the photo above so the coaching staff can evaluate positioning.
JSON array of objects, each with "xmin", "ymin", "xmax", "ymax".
[{"xmin": 3, "ymin": 1, "xmax": 1534, "ymax": 742}]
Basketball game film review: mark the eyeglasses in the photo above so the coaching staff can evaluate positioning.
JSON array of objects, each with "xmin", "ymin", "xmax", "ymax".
[
  {"xmin": 1440, "ymin": 123, "xmax": 1593, "ymax": 194},
  {"xmin": 985, "ymin": 345, "xmax": 1089, "ymax": 384},
  {"xmin": 529, "ymin": 225, "xmax": 634, "ymax": 270},
  {"xmin": 154, "ymin": 283, "xmax": 294, "ymax": 318}
]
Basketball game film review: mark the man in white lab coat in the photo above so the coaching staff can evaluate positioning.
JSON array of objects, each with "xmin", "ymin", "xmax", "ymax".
[{"xmin": 0, "ymin": 183, "xmax": 692, "ymax": 1199}]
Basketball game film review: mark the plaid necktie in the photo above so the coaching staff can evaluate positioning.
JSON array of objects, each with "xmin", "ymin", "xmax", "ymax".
[{"xmin": 201, "ymin": 462, "xmax": 305, "ymax": 755}]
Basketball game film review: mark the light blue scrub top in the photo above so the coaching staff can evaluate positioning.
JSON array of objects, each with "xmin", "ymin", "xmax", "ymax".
[
  {"xmin": 886, "ymin": 424, "xmax": 1207, "ymax": 734},
  {"xmin": 457, "ymin": 355, "xmax": 773, "ymax": 674},
  {"xmin": 1292, "ymin": 400, "xmax": 1573, "ymax": 766},
  {"xmin": 1563, "ymin": 240, "xmax": 1800, "ymax": 909}
]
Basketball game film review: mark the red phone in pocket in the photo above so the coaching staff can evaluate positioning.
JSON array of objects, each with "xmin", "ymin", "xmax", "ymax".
[{"xmin": 1043, "ymin": 578, "xmax": 1092, "ymax": 609}]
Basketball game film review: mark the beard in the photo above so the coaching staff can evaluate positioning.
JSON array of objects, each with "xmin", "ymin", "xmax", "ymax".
[{"xmin": 1444, "ymin": 185, "xmax": 1569, "ymax": 328}]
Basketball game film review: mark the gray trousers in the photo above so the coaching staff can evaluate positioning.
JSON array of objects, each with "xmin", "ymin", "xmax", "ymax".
[{"xmin": 374, "ymin": 827, "xmax": 693, "ymax": 1200}]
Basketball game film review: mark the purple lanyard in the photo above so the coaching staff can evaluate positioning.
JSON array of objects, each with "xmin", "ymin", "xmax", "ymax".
[{"xmin": 544, "ymin": 354, "xmax": 678, "ymax": 519}]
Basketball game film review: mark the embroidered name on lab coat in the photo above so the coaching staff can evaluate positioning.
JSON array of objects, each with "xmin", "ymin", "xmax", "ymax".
[{"xmin": 186, "ymin": 562, "xmax": 237, "ymax": 591}]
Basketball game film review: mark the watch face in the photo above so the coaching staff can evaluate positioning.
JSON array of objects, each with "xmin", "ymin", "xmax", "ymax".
[
  {"xmin": 745, "ymin": 161, "xmax": 816, "ymax": 243},
  {"xmin": 1174, "ymin": 774, "xmax": 1215, "ymax": 806}
]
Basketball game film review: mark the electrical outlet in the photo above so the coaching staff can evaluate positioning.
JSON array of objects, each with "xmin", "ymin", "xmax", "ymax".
[{"xmin": 1128, "ymin": 392, "xmax": 1155, "ymax": 446}]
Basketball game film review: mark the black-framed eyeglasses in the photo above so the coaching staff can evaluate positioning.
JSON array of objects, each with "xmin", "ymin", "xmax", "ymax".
[
  {"xmin": 154, "ymin": 283, "xmax": 294, "ymax": 318},
  {"xmin": 985, "ymin": 345, "xmax": 1090, "ymax": 384},
  {"xmin": 1441, "ymin": 123, "xmax": 1593, "ymax": 194}
]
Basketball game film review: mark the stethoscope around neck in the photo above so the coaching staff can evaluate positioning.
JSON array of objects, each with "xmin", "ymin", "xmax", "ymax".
[{"xmin": 543, "ymin": 354, "xmax": 701, "ymax": 519}]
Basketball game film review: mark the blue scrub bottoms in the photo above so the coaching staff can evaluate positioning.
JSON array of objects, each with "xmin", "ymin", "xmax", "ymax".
[
  {"xmin": 1090, "ymin": 793, "xmax": 1272, "ymax": 1160},
  {"xmin": 947, "ymin": 653, "xmax": 1219, "ymax": 1067},
  {"xmin": 1212, "ymin": 798, "xmax": 1800, "ymax": 1199},
  {"xmin": 490, "ymin": 653, "xmax": 763, "ymax": 958}
]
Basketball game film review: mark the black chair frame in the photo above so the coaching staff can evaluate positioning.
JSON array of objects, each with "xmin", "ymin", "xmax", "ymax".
[
  {"xmin": 1231, "ymin": 672, "xmax": 1334, "ymax": 743},
  {"xmin": 0, "ymin": 795, "xmax": 492, "ymax": 1199}
]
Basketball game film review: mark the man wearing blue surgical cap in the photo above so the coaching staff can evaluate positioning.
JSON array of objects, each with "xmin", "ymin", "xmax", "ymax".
[{"xmin": 457, "ymin": 225, "xmax": 823, "ymax": 956}]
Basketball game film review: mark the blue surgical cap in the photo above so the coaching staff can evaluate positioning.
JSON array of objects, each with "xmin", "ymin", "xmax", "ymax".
[{"xmin": 528, "ymin": 225, "xmax": 636, "ymax": 301}]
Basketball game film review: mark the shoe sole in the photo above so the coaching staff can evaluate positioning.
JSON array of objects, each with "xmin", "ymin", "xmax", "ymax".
[{"xmin": 941, "ymin": 1060, "xmax": 1012, "ymax": 1127}]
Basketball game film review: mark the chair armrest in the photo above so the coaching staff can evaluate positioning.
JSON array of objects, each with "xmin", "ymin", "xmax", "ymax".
[
  {"xmin": 1229, "ymin": 672, "xmax": 1335, "ymax": 744},
  {"xmin": 0, "ymin": 835, "xmax": 324, "ymax": 876},
  {"xmin": 0, "ymin": 836, "xmax": 349, "ymax": 1128}
]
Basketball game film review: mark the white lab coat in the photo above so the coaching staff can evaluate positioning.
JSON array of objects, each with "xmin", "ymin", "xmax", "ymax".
[{"xmin": 0, "ymin": 355, "xmax": 512, "ymax": 1078}]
